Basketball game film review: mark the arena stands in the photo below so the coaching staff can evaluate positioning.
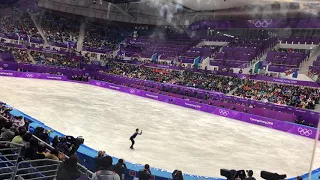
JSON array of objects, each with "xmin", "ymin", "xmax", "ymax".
[
  {"xmin": 124, "ymin": 33, "xmax": 197, "ymax": 59},
  {"xmin": 0, "ymin": 6, "xmax": 42, "ymax": 42},
  {"xmin": 210, "ymin": 38, "xmax": 277, "ymax": 68},
  {"xmin": 30, "ymin": 50, "xmax": 80, "ymax": 68},
  {"xmin": 309, "ymin": 56, "xmax": 320, "ymax": 75},
  {"xmin": 233, "ymin": 80, "xmax": 319, "ymax": 110},
  {"xmin": 266, "ymin": 50, "xmax": 307, "ymax": 72},
  {"xmin": 179, "ymin": 45, "xmax": 218, "ymax": 64},
  {"xmin": 0, "ymin": 45, "xmax": 32, "ymax": 63},
  {"xmin": 37, "ymin": 12, "xmax": 80, "ymax": 48},
  {"xmin": 84, "ymin": 23, "xmax": 128, "ymax": 53}
]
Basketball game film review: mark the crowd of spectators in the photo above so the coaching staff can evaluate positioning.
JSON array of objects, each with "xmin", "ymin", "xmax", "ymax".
[
  {"xmin": 37, "ymin": 12, "xmax": 80, "ymax": 44},
  {"xmin": 233, "ymin": 80, "xmax": 319, "ymax": 109},
  {"xmin": 30, "ymin": 50, "xmax": 80, "ymax": 68},
  {"xmin": 0, "ymin": 45, "xmax": 32, "ymax": 63},
  {"xmin": 105, "ymin": 61, "xmax": 243, "ymax": 94},
  {"xmin": 0, "ymin": 6, "xmax": 41, "ymax": 40},
  {"xmin": 0, "ymin": 103, "xmax": 64, "ymax": 163},
  {"xmin": 84, "ymin": 24, "xmax": 126, "ymax": 50}
]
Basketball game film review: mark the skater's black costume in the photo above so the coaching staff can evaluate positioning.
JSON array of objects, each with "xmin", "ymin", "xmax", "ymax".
[{"xmin": 130, "ymin": 131, "xmax": 142, "ymax": 149}]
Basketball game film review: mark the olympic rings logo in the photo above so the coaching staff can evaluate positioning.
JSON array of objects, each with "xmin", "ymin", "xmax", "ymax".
[
  {"xmin": 95, "ymin": 82, "xmax": 101, "ymax": 86},
  {"xmin": 248, "ymin": 19, "xmax": 273, "ymax": 28},
  {"xmin": 129, "ymin": 89, "xmax": 135, "ymax": 94},
  {"xmin": 218, "ymin": 109, "xmax": 229, "ymax": 116},
  {"xmin": 298, "ymin": 127, "xmax": 313, "ymax": 137},
  {"xmin": 26, "ymin": 73, "xmax": 34, "ymax": 78}
]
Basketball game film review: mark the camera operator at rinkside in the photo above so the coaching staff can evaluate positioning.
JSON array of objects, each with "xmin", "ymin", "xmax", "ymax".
[
  {"xmin": 56, "ymin": 135, "xmax": 84, "ymax": 156},
  {"xmin": 245, "ymin": 170, "xmax": 256, "ymax": 180}
]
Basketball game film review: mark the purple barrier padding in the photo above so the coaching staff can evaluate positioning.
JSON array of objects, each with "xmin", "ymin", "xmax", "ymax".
[
  {"xmin": 0, "ymin": 70, "xmax": 67, "ymax": 80},
  {"xmin": 89, "ymin": 79, "xmax": 319, "ymax": 141},
  {"xmin": 0, "ymin": 70, "xmax": 16, "ymax": 77},
  {"xmin": 173, "ymin": 98, "xmax": 208, "ymax": 111},
  {"xmin": 232, "ymin": 73, "xmax": 320, "ymax": 88},
  {"xmin": 30, "ymin": 37, "xmax": 44, "ymax": 44},
  {"xmin": 83, "ymin": 47, "xmax": 112, "ymax": 54},
  {"xmin": 146, "ymin": 63, "xmax": 185, "ymax": 70},
  {"xmin": 39, "ymin": 74, "xmax": 67, "ymax": 80},
  {"xmin": 101, "ymin": 74, "xmax": 315, "ymax": 122},
  {"xmin": 0, "ymin": 61, "xmax": 18, "ymax": 70},
  {"xmin": 140, "ymin": 91, "xmax": 171, "ymax": 102},
  {"xmin": 253, "ymin": 76, "xmax": 320, "ymax": 88},
  {"xmin": 18, "ymin": 71, "xmax": 42, "ymax": 78},
  {"xmin": 212, "ymin": 108, "xmax": 242, "ymax": 119}
]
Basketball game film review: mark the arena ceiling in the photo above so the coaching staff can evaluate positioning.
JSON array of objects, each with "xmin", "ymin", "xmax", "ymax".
[
  {"xmin": 38, "ymin": 0, "xmax": 319, "ymax": 25},
  {"xmin": 123, "ymin": 0, "xmax": 319, "ymax": 11}
]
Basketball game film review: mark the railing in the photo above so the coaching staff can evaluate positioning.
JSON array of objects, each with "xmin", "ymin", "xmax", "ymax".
[
  {"xmin": 12, "ymin": 159, "xmax": 61, "ymax": 180},
  {"xmin": 0, "ymin": 141, "xmax": 23, "ymax": 180},
  {"xmin": 31, "ymin": 134, "xmax": 94, "ymax": 179},
  {"xmin": 0, "ymin": 113, "xmax": 94, "ymax": 180}
]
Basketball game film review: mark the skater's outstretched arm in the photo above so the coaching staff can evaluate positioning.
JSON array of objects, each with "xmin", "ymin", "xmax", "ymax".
[{"xmin": 139, "ymin": 130, "xmax": 142, "ymax": 135}]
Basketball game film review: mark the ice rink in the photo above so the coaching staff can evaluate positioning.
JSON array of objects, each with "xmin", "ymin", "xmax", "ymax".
[{"xmin": 1, "ymin": 76, "xmax": 320, "ymax": 178}]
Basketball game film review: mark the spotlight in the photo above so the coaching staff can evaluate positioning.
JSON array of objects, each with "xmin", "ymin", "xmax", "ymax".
[{"xmin": 261, "ymin": 171, "xmax": 286, "ymax": 180}]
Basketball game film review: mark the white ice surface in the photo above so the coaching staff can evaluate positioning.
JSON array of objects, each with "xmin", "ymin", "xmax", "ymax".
[{"xmin": 0, "ymin": 76, "xmax": 319, "ymax": 178}]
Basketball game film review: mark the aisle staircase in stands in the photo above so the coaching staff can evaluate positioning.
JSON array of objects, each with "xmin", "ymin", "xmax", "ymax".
[
  {"xmin": 247, "ymin": 43, "xmax": 279, "ymax": 74},
  {"xmin": 28, "ymin": 12, "xmax": 49, "ymax": 46},
  {"xmin": 299, "ymin": 45, "xmax": 320, "ymax": 74},
  {"xmin": 77, "ymin": 22, "xmax": 86, "ymax": 51},
  {"xmin": 26, "ymin": 51, "xmax": 36, "ymax": 64}
]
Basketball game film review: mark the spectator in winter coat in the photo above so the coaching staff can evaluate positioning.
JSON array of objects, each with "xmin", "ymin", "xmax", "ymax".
[
  {"xmin": 56, "ymin": 155, "xmax": 80, "ymax": 180},
  {"xmin": 113, "ymin": 159, "xmax": 127, "ymax": 180},
  {"xmin": 92, "ymin": 155, "xmax": 120, "ymax": 180},
  {"xmin": 139, "ymin": 164, "xmax": 152, "ymax": 180},
  {"xmin": 94, "ymin": 150, "xmax": 105, "ymax": 171}
]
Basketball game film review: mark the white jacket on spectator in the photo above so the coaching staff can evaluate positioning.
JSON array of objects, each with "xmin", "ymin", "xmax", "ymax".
[{"xmin": 92, "ymin": 170, "xmax": 120, "ymax": 180}]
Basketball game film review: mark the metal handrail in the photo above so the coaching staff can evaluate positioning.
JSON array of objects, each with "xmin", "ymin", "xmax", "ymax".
[
  {"xmin": 12, "ymin": 158, "xmax": 61, "ymax": 179},
  {"xmin": 0, "ymin": 112, "xmax": 94, "ymax": 179},
  {"xmin": 0, "ymin": 141, "xmax": 23, "ymax": 180},
  {"xmin": 31, "ymin": 134, "xmax": 94, "ymax": 178}
]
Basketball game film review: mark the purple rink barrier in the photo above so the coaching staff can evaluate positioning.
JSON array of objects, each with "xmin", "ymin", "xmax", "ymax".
[
  {"xmin": 0, "ymin": 70, "xmax": 67, "ymax": 80},
  {"xmin": 99, "ymin": 74, "xmax": 312, "ymax": 123},
  {"xmin": 252, "ymin": 75, "xmax": 320, "ymax": 88},
  {"xmin": 233, "ymin": 74, "xmax": 320, "ymax": 88},
  {"xmin": 89, "ymin": 79, "xmax": 318, "ymax": 140}
]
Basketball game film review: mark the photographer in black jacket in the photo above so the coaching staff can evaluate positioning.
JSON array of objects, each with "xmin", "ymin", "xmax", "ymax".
[
  {"xmin": 113, "ymin": 159, "xmax": 127, "ymax": 180},
  {"xmin": 139, "ymin": 164, "xmax": 152, "ymax": 180}
]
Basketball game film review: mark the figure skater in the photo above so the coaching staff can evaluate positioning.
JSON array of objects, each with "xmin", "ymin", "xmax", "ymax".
[{"xmin": 130, "ymin": 128, "xmax": 142, "ymax": 149}]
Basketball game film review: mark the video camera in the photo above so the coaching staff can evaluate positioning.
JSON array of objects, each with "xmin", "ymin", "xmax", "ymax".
[
  {"xmin": 261, "ymin": 171, "xmax": 286, "ymax": 180},
  {"xmin": 220, "ymin": 169, "xmax": 246, "ymax": 180},
  {"xmin": 62, "ymin": 136, "xmax": 84, "ymax": 155}
]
